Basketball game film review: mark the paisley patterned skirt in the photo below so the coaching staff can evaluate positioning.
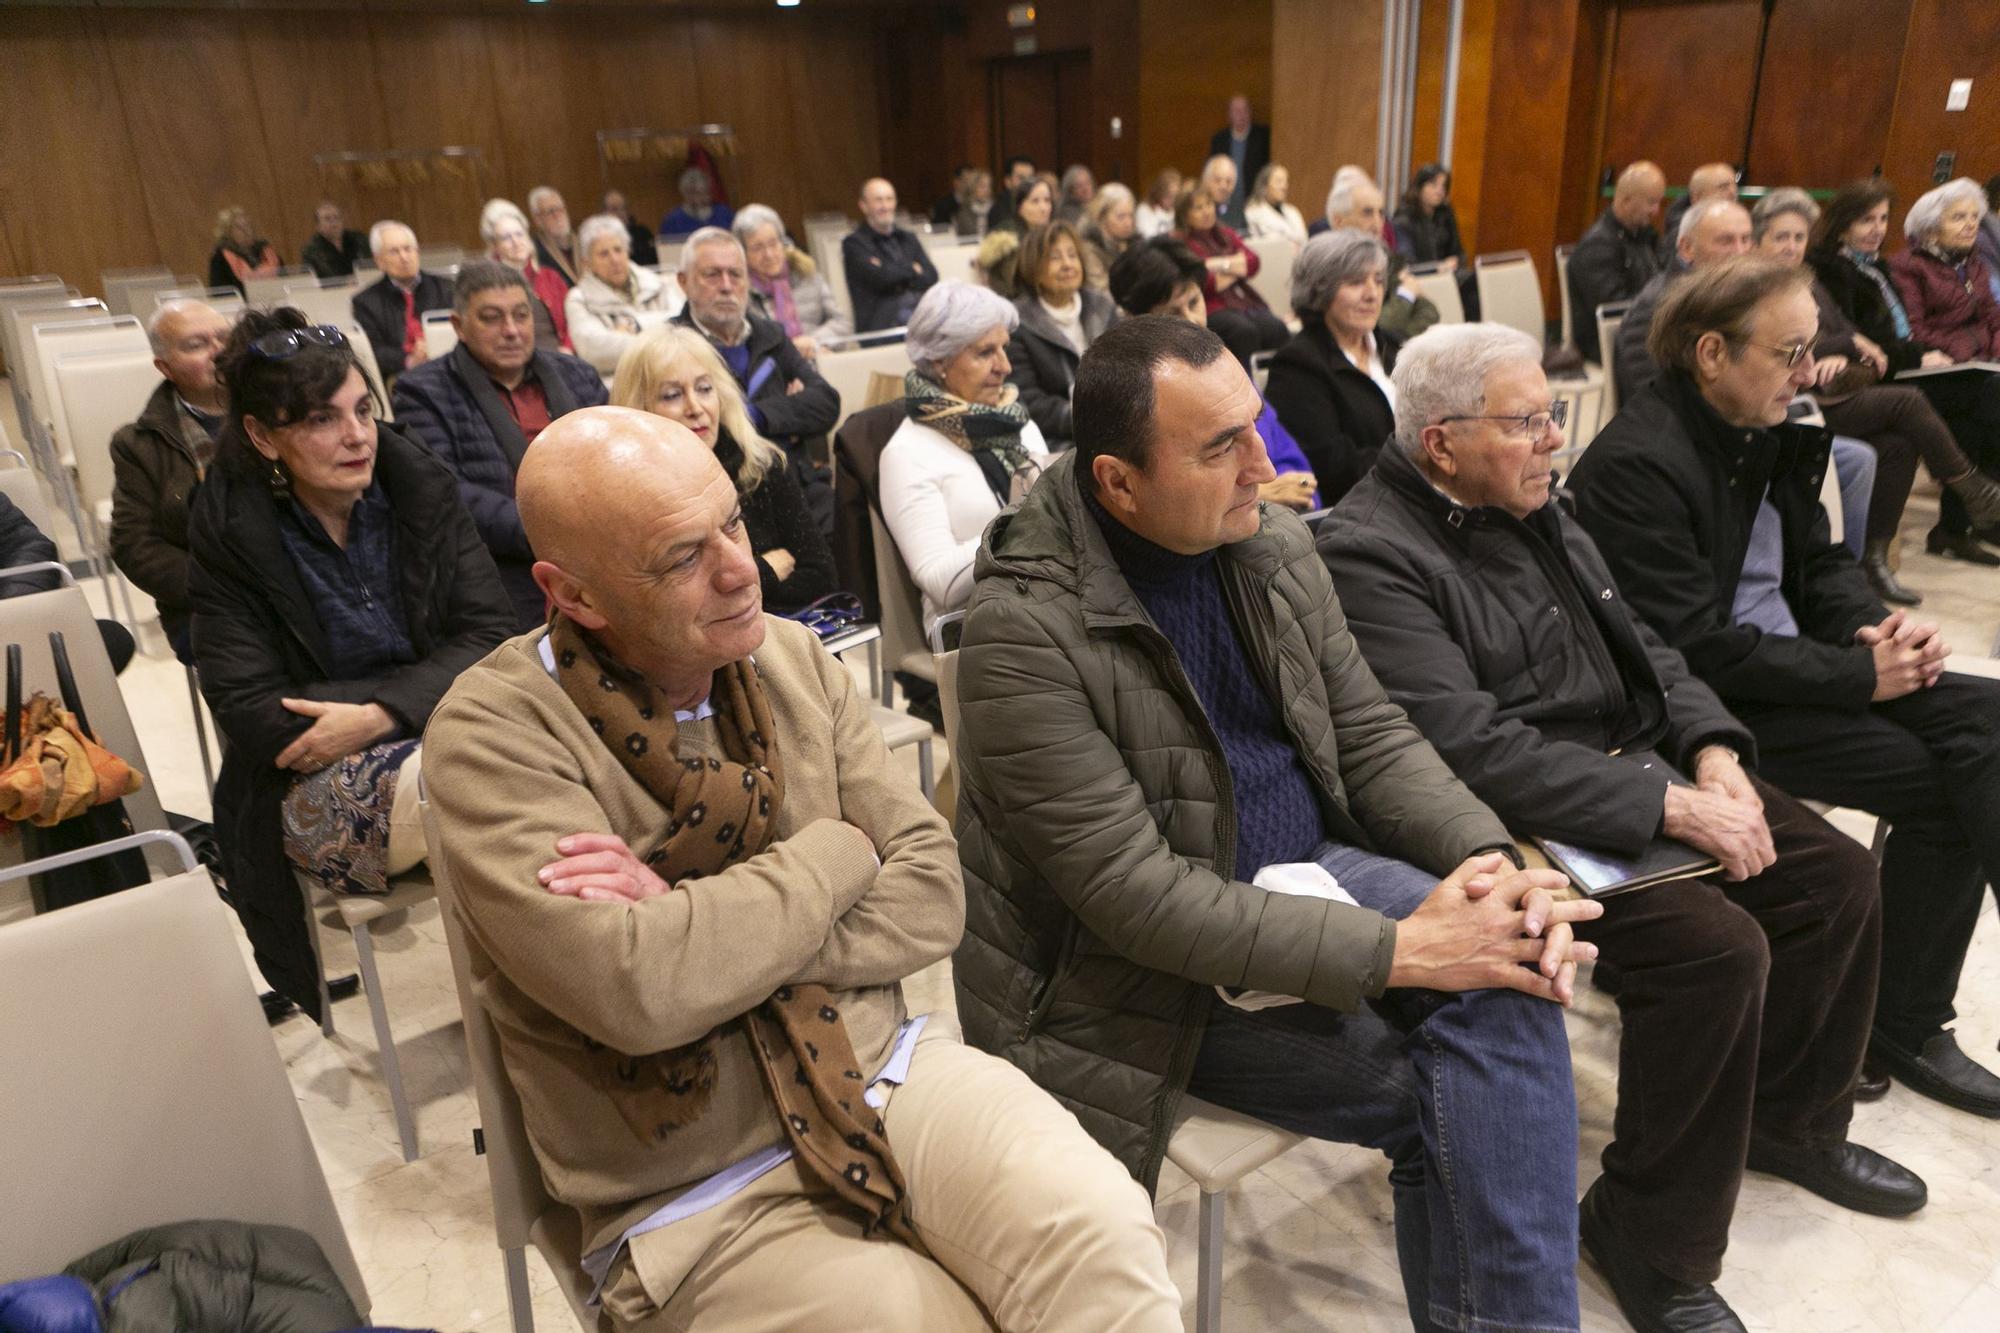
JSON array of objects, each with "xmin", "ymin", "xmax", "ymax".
[{"xmin": 281, "ymin": 738, "xmax": 420, "ymax": 895}]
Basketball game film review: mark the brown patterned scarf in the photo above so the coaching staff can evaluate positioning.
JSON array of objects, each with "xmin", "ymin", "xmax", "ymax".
[{"xmin": 548, "ymin": 617, "xmax": 924, "ymax": 1251}]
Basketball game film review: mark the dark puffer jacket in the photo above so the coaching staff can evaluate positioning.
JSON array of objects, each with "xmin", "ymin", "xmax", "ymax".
[
  {"xmin": 108, "ymin": 380, "xmax": 212, "ymax": 646},
  {"xmin": 952, "ymin": 451, "xmax": 1510, "ymax": 1188},
  {"xmin": 189, "ymin": 428, "xmax": 515, "ymax": 1017}
]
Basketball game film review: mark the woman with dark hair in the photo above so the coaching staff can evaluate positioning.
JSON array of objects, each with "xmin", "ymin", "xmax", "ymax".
[
  {"xmin": 976, "ymin": 176, "xmax": 1057, "ymax": 300},
  {"xmin": 1172, "ymin": 182, "xmax": 1289, "ymax": 369},
  {"xmin": 188, "ymin": 307, "xmax": 515, "ymax": 1020},
  {"xmin": 1811, "ymin": 178, "xmax": 2000, "ymax": 562},
  {"xmin": 1393, "ymin": 164, "xmax": 1477, "ymax": 318}
]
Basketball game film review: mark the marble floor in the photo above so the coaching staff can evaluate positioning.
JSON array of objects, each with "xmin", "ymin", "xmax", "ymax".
[{"xmin": 6, "ymin": 379, "xmax": 2000, "ymax": 1330}]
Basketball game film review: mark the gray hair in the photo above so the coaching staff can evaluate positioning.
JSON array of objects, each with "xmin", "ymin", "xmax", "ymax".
[
  {"xmin": 1325, "ymin": 166, "xmax": 1375, "ymax": 227},
  {"xmin": 1390, "ymin": 323, "xmax": 1545, "ymax": 457},
  {"xmin": 576, "ymin": 213, "xmax": 628, "ymax": 259},
  {"xmin": 905, "ymin": 281, "xmax": 1018, "ymax": 378},
  {"xmin": 682, "ymin": 225, "xmax": 743, "ymax": 264},
  {"xmin": 1678, "ymin": 196, "xmax": 1745, "ymax": 247},
  {"xmin": 1904, "ymin": 177, "xmax": 1988, "ymax": 243},
  {"xmin": 1291, "ymin": 229, "xmax": 1389, "ymax": 320},
  {"xmin": 478, "ymin": 197, "xmax": 530, "ymax": 244},
  {"xmin": 144, "ymin": 298, "xmax": 217, "ymax": 356},
  {"xmin": 731, "ymin": 204, "xmax": 787, "ymax": 246},
  {"xmin": 1200, "ymin": 154, "xmax": 1237, "ymax": 189},
  {"xmin": 526, "ymin": 186, "xmax": 563, "ymax": 215},
  {"xmin": 367, "ymin": 219, "xmax": 414, "ymax": 256},
  {"xmin": 678, "ymin": 166, "xmax": 709, "ymax": 194},
  {"xmin": 1750, "ymin": 187, "xmax": 1821, "ymax": 242}
]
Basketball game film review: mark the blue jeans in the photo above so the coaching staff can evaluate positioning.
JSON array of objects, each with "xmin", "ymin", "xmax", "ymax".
[
  {"xmin": 1187, "ymin": 843, "xmax": 1580, "ymax": 1333},
  {"xmin": 1829, "ymin": 435, "xmax": 1876, "ymax": 559}
]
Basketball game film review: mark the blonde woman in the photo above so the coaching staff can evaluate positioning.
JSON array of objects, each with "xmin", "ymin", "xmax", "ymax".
[
  {"xmin": 611, "ymin": 326, "xmax": 837, "ymax": 611},
  {"xmin": 207, "ymin": 206, "xmax": 282, "ymax": 296}
]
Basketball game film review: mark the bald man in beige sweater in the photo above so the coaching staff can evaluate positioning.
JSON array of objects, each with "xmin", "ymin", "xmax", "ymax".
[{"xmin": 422, "ymin": 406, "xmax": 1179, "ymax": 1332}]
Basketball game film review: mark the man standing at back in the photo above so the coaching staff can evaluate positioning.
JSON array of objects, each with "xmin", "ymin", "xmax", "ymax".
[
  {"xmin": 1569, "ymin": 160, "xmax": 1668, "ymax": 362},
  {"xmin": 953, "ymin": 315, "xmax": 1603, "ymax": 1333},
  {"xmin": 1208, "ymin": 95, "xmax": 1269, "ymax": 225},
  {"xmin": 110, "ymin": 298, "xmax": 231, "ymax": 664},
  {"xmin": 843, "ymin": 178, "xmax": 938, "ymax": 334},
  {"xmin": 353, "ymin": 221, "xmax": 453, "ymax": 382},
  {"xmin": 392, "ymin": 261, "xmax": 608, "ymax": 630}
]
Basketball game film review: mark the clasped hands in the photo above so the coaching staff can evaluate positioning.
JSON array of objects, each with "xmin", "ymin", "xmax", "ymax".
[
  {"xmin": 1662, "ymin": 744, "xmax": 1773, "ymax": 882},
  {"xmin": 1858, "ymin": 608, "xmax": 1947, "ymax": 701},
  {"xmin": 1387, "ymin": 854, "xmax": 1602, "ymax": 1006}
]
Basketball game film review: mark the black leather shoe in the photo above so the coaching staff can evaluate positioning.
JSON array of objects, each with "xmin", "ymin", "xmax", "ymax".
[
  {"xmin": 1745, "ymin": 1138, "xmax": 1926, "ymax": 1217},
  {"xmin": 1579, "ymin": 1181, "xmax": 1747, "ymax": 1333},
  {"xmin": 1869, "ymin": 1029, "xmax": 2000, "ymax": 1118},
  {"xmin": 1925, "ymin": 526, "xmax": 2000, "ymax": 566},
  {"xmin": 1854, "ymin": 1067, "xmax": 1891, "ymax": 1101}
]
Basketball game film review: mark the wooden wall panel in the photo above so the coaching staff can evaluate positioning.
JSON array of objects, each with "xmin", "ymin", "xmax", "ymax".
[
  {"xmin": 1882, "ymin": 0, "xmax": 2000, "ymax": 243},
  {"xmin": 1136, "ymin": 0, "xmax": 1274, "ymax": 189},
  {"xmin": 0, "ymin": 9, "xmax": 162, "ymax": 289},
  {"xmin": 1272, "ymin": 0, "xmax": 1382, "ymax": 230},
  {"xmin": 1749, "ymin": 0, "xmax": 1911, "ymax": 186},
  {"xmin": 1599, "ymin": 0, "xmax": 1762, "ymax": 189}
]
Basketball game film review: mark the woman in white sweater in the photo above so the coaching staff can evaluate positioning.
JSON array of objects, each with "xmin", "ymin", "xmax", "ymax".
[
  {"xmin": 564, "ymin": 213, "xmax": 680, "ymax": 373},
  {"xmin": 879, "ymin": 282, "xmax": 1049, "ymax": 634},
  {"xmin": 1243, "ymin": 164, "xmax": 1309, "ymax": 245}
]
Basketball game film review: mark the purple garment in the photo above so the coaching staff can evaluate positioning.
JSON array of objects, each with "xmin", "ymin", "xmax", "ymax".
[
  {"xmin": 752, "ymin": 270, "xmax": 802, "ymax": 338},
  {"xmin": 1258, "ymin": 401, "xmax": 1321, "ymax": 508}
]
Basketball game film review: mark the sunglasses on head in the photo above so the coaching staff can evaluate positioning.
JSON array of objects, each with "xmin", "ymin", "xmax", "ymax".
[{"xmin": 250, "ymin": 325, "xmax": 349, "ymax": 360}]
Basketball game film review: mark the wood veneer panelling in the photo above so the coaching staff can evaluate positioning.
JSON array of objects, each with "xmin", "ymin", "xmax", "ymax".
[{"xmin": 1271, "ymin": 0, "xmax": 1381, "ymax": 231}]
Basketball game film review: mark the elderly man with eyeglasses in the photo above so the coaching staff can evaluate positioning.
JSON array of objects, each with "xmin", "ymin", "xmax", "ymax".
[{"xmin": 1321, "ymin": 319, "xmax": 1917, "ymax": 1333}]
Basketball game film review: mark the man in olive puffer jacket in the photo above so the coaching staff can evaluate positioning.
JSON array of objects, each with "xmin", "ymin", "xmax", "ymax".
[{"xmin": 953, "ymin": 316, "xmax": 1602, "ymax": 1333}]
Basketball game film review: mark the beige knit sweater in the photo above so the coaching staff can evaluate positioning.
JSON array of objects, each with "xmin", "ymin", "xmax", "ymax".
[{"xmin": 423, "ymin": 617, "xmax": 964, "ymax": 1253}]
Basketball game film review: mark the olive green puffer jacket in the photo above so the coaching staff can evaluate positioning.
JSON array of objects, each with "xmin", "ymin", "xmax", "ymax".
[{"xmin": 951, "ymin": 452, "xmax": 1508, "ymax": 1189}]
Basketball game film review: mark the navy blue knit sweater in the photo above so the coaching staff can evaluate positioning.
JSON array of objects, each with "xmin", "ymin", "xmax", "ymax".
[{"xmin": 1088, "ymin": 490, "xmax": 1327, "ymax": 877}]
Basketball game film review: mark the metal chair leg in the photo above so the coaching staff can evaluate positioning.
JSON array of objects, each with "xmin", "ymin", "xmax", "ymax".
[
  {"xmin": 184, "ymin": 667, "xmax": 216, "ymax": 794},
  {"xmin": 916, "ymin": 738, "xmax": 934, "ymax": 801},
  {"xmin": 1196, "ymin": 1187, "xmax": 1226, "ymax": 1333},
  {"xmin": 502, "ymin": 1245, "xmax": 536, "ymax": 1333},
  {"xmin": 352, "ymin": 920, "xmax": 419, "ymax": 1162}
]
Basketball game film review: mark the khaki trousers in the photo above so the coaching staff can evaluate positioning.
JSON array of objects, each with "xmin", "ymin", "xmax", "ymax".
[{"xmin": 603, "ymin": 1034, "xmax": 1182, "ymax": 1332}]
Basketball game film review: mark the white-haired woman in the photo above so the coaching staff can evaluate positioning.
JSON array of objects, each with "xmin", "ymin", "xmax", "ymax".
[
  {"xmin": 880, "ymin": 282, "xmax": 1050, "ymax": 632},
  {"xmin": 734, "ymin": 204, "xmax": 852, "ymax": 359},
  {"xmin": 1056, "ymin": 164, "xmax": 1096, "ymax": 226},
  {"xmin": 1079, "ymin": 182, "xmax": 1137, "ymax": 290},
  {"xmin": 660, "ymin": 165, "xmax": 734, "ymax": 239},
  {"xmin": 1265, "ymin": 229, "xmax": 1401, "ymax": 504},
  {"xmin": 565, "ymin": 213, "xmax": 678, "ymax": 373},
  {"xmin": 480, "ymin": 197, "xmax": 571, "ymax": 350},
  {"xmin": 611, "ymin": 326, "xmax": 837, "ymax": 613},
  {"xmin": 1891, "ymin": 178, "xmax": 2000, "ymax": 364},
  {"xmin": 1244, "ymin": 164, "xmax": 1308, "ymax": 245}
]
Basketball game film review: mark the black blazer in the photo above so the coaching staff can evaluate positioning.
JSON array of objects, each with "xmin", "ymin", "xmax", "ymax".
[
  {"xmin": 1264, "ymin": 321, "xmax": 1402, "ymax": 505},
  {"xmin": 1808, "ymin": 251, "xmax": 1933, "ymax": 374},
  {"xmin": 352, "ymin": 272, "xmax": 455, "ymax": 381},
  {"xmin": 1566, "ymin": 370, "xmax": 1885, "ymax": 714},
  {"xmin": 188, "ymin": 428, "xmax": 515, "ymax": 1017},
  {"xmin": 1322, "ymin": 444, "xmax": 1752, "ymax": 856},
  {"xmin": 1208, "ymin": 124, "xmax": 1271, "ymax": 192},
  {"xmin": 1005, "ymin": 290, "xmax": 1118, "ymax": 446}
]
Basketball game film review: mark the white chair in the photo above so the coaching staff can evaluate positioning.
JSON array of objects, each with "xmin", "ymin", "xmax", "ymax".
[
  {"xmin": 1405, "ymin": 263, "xmax": 1464, "ymax": 324},
  {"xmin": 1596, "ymin": 300, "xmax": 1633, "ymax": 421},
  {"xmin": 421, "ymin": 786, "xmax": 607, "ymax": 1333},
  {"xmin": 1555, "ymin": 244, "xmax": 1582, "ymax": 354},
  {"xmin": 820, "ymin": 338, "xmax": 914, "ymax": 434},
  {"xmin": 931, "ymin": 627, "xmax": 1303, "ymax": 1333},
  {"xmin": 867, "ymin": 505, "xmax": 937, "ymax": 708},
  {"xmin": 153, "ymin": 285, "xmax": 245, "ymax": 314},
  {"xmin": 423, "ymin": 308, "xmax": 460, "ymax": 359},
  {"xmin": 53, "ymin": 345, "xmax": 159, "ymax": 623},
  {"xmin": 1473, "ymin": 250, "xmax": 1546, "ymax": 343},
  {"xmin": 0, "ymin": 279, "xmax": 74, "ymax": 376},
  {"xmin": 930, "ymin": 243, "xmax": 978, "ymax": 287},
  {"xmin": 423, "ymin": 243, "xmax": 468, "ymax": 272},
  {"xmin": 0, "ymin": 862, "xmax": 370, "ymax": 1320},
  {"xmin": 243, "ymin": 267, "xmax": 312, "ymax": 306},
  {"xmin": 280, "ymin": 281, "xmax": 359, "ymax": 328},
  {"xmin": 98, "ymin": 266, "xmax": 174, "ymax": 318},
  {"xmin": 34, "ymin": 317, "xmax": 148, "ymax": 460},
  {"xmin": 7, "ymin": 299, "xmax": 106, "ymax": 426},
  {"xmin": 1243, "ymin": 236, "xmax": 1298, "ymax": 318},
  {"xmin": 340, "ymin": 321, "xmax": 391, "ymax": 416}
]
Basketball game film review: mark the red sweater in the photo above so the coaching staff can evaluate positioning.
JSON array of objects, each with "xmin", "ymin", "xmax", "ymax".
[
  {"xmin": 1180, "ymin": 224, "xmax": 1269, "ymax": 314},
  {"xmin": 1889, "ymin": 249, "xmax": 2000, "ymax": 362}
]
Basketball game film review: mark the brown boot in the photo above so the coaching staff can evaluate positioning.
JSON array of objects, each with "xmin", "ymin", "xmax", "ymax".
[
  {"xmin": 1864, "ymin": 540, "xmax": 1922, "ymax": 606},
  {"xmin": 1946, "ymin": 468, "xmax": 2000, "ymax": 529}
]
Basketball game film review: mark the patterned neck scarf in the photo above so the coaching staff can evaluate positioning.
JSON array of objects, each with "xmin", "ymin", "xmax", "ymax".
[
  {"xmin": 548, "ymin": 617, "xmax": 925, "ymax": 1251},
  {"xmin": 751, "ymin": 269, "xmax": 801, "ymax": 337},
  {"xmin": 1918, "ymin": 238, "xmax": 1979, "ymax": 294},
  {"xmin": 1842, "ymin": 247, "xmax": 1912, "ymax": 340},
  {"xmin": 903, "ymin": 369, "xmax": 1032, "ymax": 506}
]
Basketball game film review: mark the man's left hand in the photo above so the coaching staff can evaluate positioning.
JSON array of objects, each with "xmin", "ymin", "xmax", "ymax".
[{"xmin": 1693, "ymin": 745, "xmax": 1760, "ymax": 809}]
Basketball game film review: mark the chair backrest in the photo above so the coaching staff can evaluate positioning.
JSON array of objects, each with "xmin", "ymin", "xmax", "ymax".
[
  {"xmin": 1243, "ymin": 235, "xmax": 1299, "ymax": 315},
  {"xmin": 6, "ymin": 300, "xmax": 105, "ymax": 419},
  {"xmin": 1405, "ymin": 263, "xmax": 1463, "ymax": 324},
  {"xmin": 868, "ymin": 505, "xmax": 931, "ymax": 678},
  {"xmin": 423, "ymin": 309, "xmax": 459, "ymax": 359},
  {"xmin": 820, "ymin": 340, "xmax": 915, "ymax": 435},
  {"xmin": 339, "ymin": 321, "xmax": 390, "ymax": 417},
  {"xmin": 56, "ymin": 347, "xmax": 160, "ymax": 514},
  {"xmin": 154, "ymin": 285, "xmax": 241, "ymax": 311},
  {"xmin": 279, "ymin": 282, "xmax": 359, "ymax": 328},
  {"xmin": 930, "ymin": 243, "xmax": 978, "ymax": 287},
  {"xmin": 809, "ymin": 222, "xmax": 854, "ymax": 324},
  {"xmin": 422, "ymin": 244, "xmax": 467, "ymax": 272},
  {"xmin": 0, "ymin": 280, "xmax": 74, "ymax": 375},
  {"xmin": 1596, "ymin": 300, "xmax": 1633, "ymax": 419},
  {"xmin": 242, "ymin": 267, "xmax": 311, "ymax": 306},
  {"xmin": 99, "ymin": 267, "xmax": 174, "ymax": 316},
  {"xmin": 1554, "ymin": 244, "xmax": 1578, "ymax": 352},
  {"xmin": 34, "ymin": 317, "xmax": 148, "ymax": 457},
  {"xmin": 0, "ymin": 572, "xmax": 173, "ymax": 839},
  {"xmin": 1473, "ymin": 250, "xmax": 1546, "ymax": 342},
  {"xmin": 0, "ymin": 869, "xmax": 369, "ymax": 1314},
  {"xmin": 418, "ymin": 789, "xmax": 554, "ymax": 1251}
]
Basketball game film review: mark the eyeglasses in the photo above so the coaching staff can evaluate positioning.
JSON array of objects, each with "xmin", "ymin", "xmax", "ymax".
[
  {"xmin": 1737, "ymin": 338, "xmax": 1817, "ymax": 369},
  {"xmin": 250, "ymin": 325, "xmax": 348, "ymax": 360},
  {"xmin": 1438, "ymin": 400, "xmax": 1569, "ymax": 439}
]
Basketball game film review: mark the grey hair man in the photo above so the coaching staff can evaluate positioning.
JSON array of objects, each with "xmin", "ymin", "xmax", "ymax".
[
  {"xmin": 1613, "ymin": 198, "xmax": 1753, "ymax": 397},
  {"xmin": 1323, "ymin": 173, "xmax": 1437, "ymax": 339},
  {"xmin": 675, "ymin": 227, "xmax": 840, "ymax": 534},
  {"xmin": 527, "ymin": 185, "xmax": 579, "ymax": 287},
  {"xmin": 661, "ymin": 165, "xmax": 732, "ymax": 238},
  {"xmin": 110, "ymin": 298, "xmax": 233, "ymax": 660},
  {"xmin": 389, "ymin": 259, "xmax": 610, "ymax": 629},
  {"xmin": 352, "ymin": 220, "xmax": 453, "ymax": 380},
  {"xmin": 1323, "ymin": 319, "xmax": 1912, "ymax": 1333}
]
